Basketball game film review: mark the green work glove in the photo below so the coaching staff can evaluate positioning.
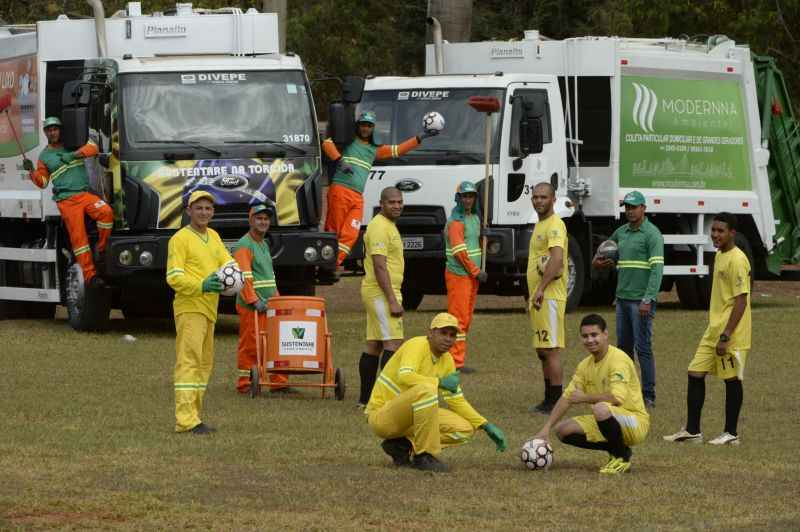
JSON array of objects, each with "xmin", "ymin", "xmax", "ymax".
[
  {"xmin": 201, "ymin": 272, "xmax": 223, "ymax": 293},
  {"xmin": 23, "ymin": 158, "xmax": 34, "ymax": 172},
  {"xmin": 254, "ymin": 299, "xmax": 267, "ymax": 313},
  {"xmin": 438, "ymin": 371, "xmax": 460, "ymax": 393},
  {"xmin": 60, "ymin": 151, "xmax": 77, "ymax": 164},
  {"xmin": 482, "ymin": 423, "xmax": 507, "ymax": 452}
]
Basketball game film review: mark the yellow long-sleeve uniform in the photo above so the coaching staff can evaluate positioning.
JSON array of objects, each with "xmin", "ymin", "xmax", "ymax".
[
  {"xmin": 166, "ymin": 225, "xmax": 235, "ymax": 432},
  {"xmin": 366, "ymin": 336, "xmax": 487, "ymax": 456}
]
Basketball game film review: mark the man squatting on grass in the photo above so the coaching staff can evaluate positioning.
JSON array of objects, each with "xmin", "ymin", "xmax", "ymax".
[
  {"xmin": 366, "ymin": 313, "xmax": 508, "ymax": 472},
  {"xmin": 532, "ymin": 314, "xmax": 650, "ymax": 474},
  {"xmin": 664, "ymin": 212, "xmax": 751, "ymax": 446},
  {"xmin": 166, "ymin": 190, "xmax": 237, "ymax": 435}
]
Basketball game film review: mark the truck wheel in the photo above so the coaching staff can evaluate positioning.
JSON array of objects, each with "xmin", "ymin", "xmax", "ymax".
[
  {"xmin": 400, "ymin": 285, "xmax": 424, "ymax": 311},
  {"xmin": 565, "ymin": 237, "xmax": 586, "ymax": 313},
  {"xmin": 676, "ymin": 276, "xmax": 701, "ymax": 309},
  {"xmin": 65, "ymin": 263, "xmax": 111, "ymax": 332},
  {"xmin": 21, "ymin": 302, "xmax": 57, "ymax": 319}
]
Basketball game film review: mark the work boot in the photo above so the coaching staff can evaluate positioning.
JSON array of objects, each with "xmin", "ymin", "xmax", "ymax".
[
  {"xmin": 411, "ymin": 453, "xmax": 449, "ymax": 473},
  {"xmin": 381, "ymin": 438, "xmax": 412, "ymax": 467},
  {"xmin": 190, "ymin": 423, "xmax": 216, "ymax": 435}
]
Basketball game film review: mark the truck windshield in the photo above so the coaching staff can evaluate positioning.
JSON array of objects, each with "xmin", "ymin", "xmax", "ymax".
[
  {"xmin": 119, "ymin": 71, "xmax": 316, "ymax": 157},
  {"xmin": 358, "ymin": 88, "xmax": 504, "ymax": 165}
]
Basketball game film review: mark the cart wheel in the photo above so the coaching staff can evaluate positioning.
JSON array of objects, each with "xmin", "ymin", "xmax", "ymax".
[
  {"xmin": 334, "ymin": 368, "xmax": 345, "ymax": 401},
  {"xmin": 249, "ymin": 365, "xmax": 260, "ymax": 398}
]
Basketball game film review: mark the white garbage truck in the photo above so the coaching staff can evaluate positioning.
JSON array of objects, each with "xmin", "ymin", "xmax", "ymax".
[
  {"xmin": 0, "ymin": 2, "xmax": 337, "ymax": 329},
  {"xmin": 329, "ymin": 29, "xmax": 800, "ymax": 310}
]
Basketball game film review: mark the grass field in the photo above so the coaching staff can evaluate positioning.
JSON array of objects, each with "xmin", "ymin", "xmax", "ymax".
[{"xmin": 1, "ymin": 278, "xmax": 799, "ymax": 530}]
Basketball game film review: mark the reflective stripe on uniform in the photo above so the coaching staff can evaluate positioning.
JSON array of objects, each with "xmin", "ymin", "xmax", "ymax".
[
  {"xmin": 341, "ymin": 156, "xmax": 372, "ymax": 171},
  {"xmin": 617, "ymin": 260, "xmax": 651, "ymax": 270},
  {"xmin": 377, "ymin": 374, "xmax": 401, "ymax": 395},
  {"xmin": 96, "ymin": 221, "xmax": 113, "ymax": 229},
  {"xmin": 49, "ymin": 160, "xmax": 84, "ymax": 182},
  {"xmin": 252, "ymin": 280, "xmax": 276, "ymax": 288},
  {"xmin": 73, "ymin": 245, "xmax": 90, "ymax": 256},
  {"xmin": 166, "ymin": 268, "xmax": 184, "ymax": 278},
  {"xmin": 412, "ymin": 396, "xmax": 438, "ymax": 412}
]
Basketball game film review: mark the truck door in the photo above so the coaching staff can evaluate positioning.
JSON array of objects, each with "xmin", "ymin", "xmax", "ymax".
[{"xmin": 497, "ymin": 84, "xmax": 561, "ymax": 225}]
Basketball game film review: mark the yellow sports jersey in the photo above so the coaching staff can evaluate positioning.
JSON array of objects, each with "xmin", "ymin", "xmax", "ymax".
[
  {"xmin": 700, "ymin": 247, "xmax": 751, "ymax": 349},
  {"xmin": 366, "ymin": 336, "xmax": 487, "ymax": 429},
  {"xmin": 564, "ymin": 345, "xmax": 649, "ymax": 420},
  {"xmin": 527, "ymin": 214, "xmax": 569, "ymax": 301},
  {"xmin": 362, "ymin": 213, "xmax": 404, "ymax": 295},
  {"xmin": 166, "ymin": 225, "xmax": 235, "ymax": 322}
]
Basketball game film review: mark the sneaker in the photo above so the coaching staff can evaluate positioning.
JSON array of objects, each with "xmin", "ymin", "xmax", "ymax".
[
  {"xmin": 599, "ymin": 457, "xmax": 631, "ymax": 475},
  {"xmin": 190, "ymin": 423, "xmax": 216, "ymax": 435},
  {"xmin": 644, "ymin": 398, "xmax": 656, "ymax": 410},
  {"xmin": 707, "ymin": 432, "xmax": 740, "ymax": 446},
  {"xmin": 381, "ymin": 438, "xmax": 412, "ymax": 467},
  {"xmin": 356, "ymin": 402, "xmax": 367, "ymax": 410},
  {"xmin": 411, "ymin": 453, "xmax": 449, "ymax": 473},
  {"xmin": 528, "ymin": 400, "xmax": 553, "ymax": 415},
  {"xmin": 663, "ymin": 428, "xmax": 703, "ymax": 443}
]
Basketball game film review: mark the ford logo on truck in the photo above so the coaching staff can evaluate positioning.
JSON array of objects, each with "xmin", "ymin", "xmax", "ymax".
[
  {"xmin": 213, "ymin": 175, "xmax": 247, "ymax": 190},
  {"xmin": 395, "ymin": 179, "xmax": 422, "ymax": 192}
]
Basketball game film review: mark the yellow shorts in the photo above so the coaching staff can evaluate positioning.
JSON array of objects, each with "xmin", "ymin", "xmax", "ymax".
[
  {"xmin": 362, "ymin": 289, "xmax": 404, "ymax": 341},
  {"xmin": 573, "ymin": 405, "xmax": 649, "ymax": 447},
  {"xmin": 688, "ymin": 344, "xmax": 749, "ymax": 380},
  {"xmin": 530, "ymin": 298, "xmax": 566, "ymax": 349}
]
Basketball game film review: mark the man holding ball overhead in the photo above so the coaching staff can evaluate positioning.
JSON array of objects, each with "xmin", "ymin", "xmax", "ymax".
[{"xmin": 166, "ymin": 190, "xmax": 237, "ymax": 434}]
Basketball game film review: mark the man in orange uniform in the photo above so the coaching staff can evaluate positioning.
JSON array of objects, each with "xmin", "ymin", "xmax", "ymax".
[
  {"xmin": 322, "ymin": 111, "xmax": 435, "ymax": 266},
  {"xmin": 233, "ymin": 204, "xmax": 291, "ymax": 393},
  {"xmin": 444, "ymin": 181, "xmax": 488, "ymax": 372},
  {"xmin": 25, "ymin": 116, "xmax": 113, "ymax": 285}
]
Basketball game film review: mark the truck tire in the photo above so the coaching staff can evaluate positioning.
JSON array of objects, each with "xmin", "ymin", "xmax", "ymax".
[
  {"xmin": 400, "ymin": 285, "xmax": 424, "ymax": 311},
  {"xmin": 21, "ymin": 302, "xmax": 57, "ymax": 319},
  {"xmin": 676, "ymin": 276, "xmax": 701, "ymax": 309},
  {"xmin": 65, "ymin": 263, "xmax": 111, "ymax": 331},
  {"xmin": 565, "ymin": 237, "xmax": 586, "ymax": 313}
]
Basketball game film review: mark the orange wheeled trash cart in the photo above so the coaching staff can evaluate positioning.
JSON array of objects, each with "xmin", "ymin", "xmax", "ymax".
[{"xmin": 249, "ymin": 296, "xmax": 345, "ymax": 400}]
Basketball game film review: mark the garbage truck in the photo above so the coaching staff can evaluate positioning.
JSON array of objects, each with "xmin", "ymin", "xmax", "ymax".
[
  {"xmin": 329, "ymin": 29, "xmax": 800, "ymax": 311},
  {"xmin": 0, "ymin": 2, "xmax": 337, "ymax": 329}
]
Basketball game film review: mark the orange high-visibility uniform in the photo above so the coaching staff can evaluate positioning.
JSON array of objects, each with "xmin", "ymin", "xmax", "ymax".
[
  {"xmin": 444, "ymin": 218, "xmax": 482, "ymax": 368},
  {"xmin": 30, "ymin": 141, "xmax": 113, "ymax": 282},
  {"xmin": 322, "ymin": 136, "xmax": 419, "ymax": 265}
]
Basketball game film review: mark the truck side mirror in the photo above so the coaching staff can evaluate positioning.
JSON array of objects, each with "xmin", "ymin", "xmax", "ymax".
[
  {"xmin": 61, "ymin": 80, "xmax": 90, "ymax": 150},
  {"xmin": 327, "ymin": 101, "xmax": 355, "ymax": 150},
  {"xmin": 342, "ymin": 76, "xmax": 365, "ymax": 104}
]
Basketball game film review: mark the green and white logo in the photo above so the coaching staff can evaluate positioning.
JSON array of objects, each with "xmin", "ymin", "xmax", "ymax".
[
  {"xmin": 620, "ymin": 76, "xmax": 752, "ymax": 191},
  {"xmin": 291, "ymin": 327, "xmax": 305, "ymax": 339}
]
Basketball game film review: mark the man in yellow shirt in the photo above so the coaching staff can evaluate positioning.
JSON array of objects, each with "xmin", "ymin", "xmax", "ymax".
[
  {"xmin": 166, "ymin": 190, "xmax": 236, "ymax": 434},
  {"xmin": 531, "ymin": 314, "xmax": 650, "ymax": 474},
  {"xmin": 527, "ymin": 182, "xmax": 569, "ymax": 414},
  {"xmin": 366, "ymin": 313, "xmax": 507, "ymax": 472},
  {"xmin": 358, "ymin": 187, "xmax": 406, "ymax": 406},
  {"xmin": 664, "ymin": 213, "xmax": 751, "ymax": 446}
]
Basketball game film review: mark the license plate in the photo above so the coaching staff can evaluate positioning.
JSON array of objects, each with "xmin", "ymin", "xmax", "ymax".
[{"xmin": 403, "ymin": 237, "xmax": 424, "ymax": 250}]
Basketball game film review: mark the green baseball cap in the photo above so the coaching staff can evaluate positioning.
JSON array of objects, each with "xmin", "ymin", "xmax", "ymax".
[
  {"xmin": 356, "ymin": 111, "xmax": 376, "ymax": 125},
  {"xmin": 457, "ymin": 181, "xmax": 478, "ymax": 195},
  {"xmin": 622, "ymin": 190, "xmax": 646, "ymax": 206},
  {"xmin": 42, "ymin": 116, "xmax": 62, "ymax": 129},
  {"xmin": 249, "ymin": 204, "xmax": 271, "ymax": 218}
]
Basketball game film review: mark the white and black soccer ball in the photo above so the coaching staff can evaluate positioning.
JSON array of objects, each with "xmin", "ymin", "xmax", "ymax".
[
  {"xmin": 520, "ymin": 438, "xmax": 554, "ymax": 471},
  {"xmin": 596, "ymin": 239, "xmax": 619, "ymax": 263},
  {"xmin": 422, "ymin": 111, "xmax": 445, "ymax": 132},
  {"xmin": 216, "ymin": 262, "xmax": 244, "ymax": 296}
]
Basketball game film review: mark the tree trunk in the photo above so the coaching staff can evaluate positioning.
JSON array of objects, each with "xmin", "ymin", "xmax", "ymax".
[{"xmin": 427, "ymin": 0, "xmax": 473, "ymax": 43}]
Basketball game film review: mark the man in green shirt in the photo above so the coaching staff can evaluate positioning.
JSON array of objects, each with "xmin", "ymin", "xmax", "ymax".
[{"xmin": 593, "ymin": 191, "xmax": 663, "ymax": 408}]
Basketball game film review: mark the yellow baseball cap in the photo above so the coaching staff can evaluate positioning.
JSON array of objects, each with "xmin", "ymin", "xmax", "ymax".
[
  {"xmin": 430, "ymin": 312, "xmax": 460, "ymax": 331},
  {"xmin": 187, "ymin": 190, "xmax": 214, "ymax": 206}
]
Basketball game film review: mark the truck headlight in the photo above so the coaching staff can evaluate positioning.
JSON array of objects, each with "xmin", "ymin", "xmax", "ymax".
[
  {"xmin": 487, "ymin": 241, "xmax": 502, "ymax": 255},
  {"xmin": 303, "ymin": 246, "xmax": 318, "ymax": 262},
  {"xmin": 119, "ymin": 249, "xmax": 133, "ymax": 266},
  {"xmin": 139, "ymin": 250, "xmax": 154, "ymax": 267},
  {"xmin": 321, "ymin": 244, "xmax": 335, "ymax": 261}
]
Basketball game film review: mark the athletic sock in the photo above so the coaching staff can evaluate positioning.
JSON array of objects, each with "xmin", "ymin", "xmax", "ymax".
[
  {"xmin": 358, "ymin": 353, "xmax": 379, "ymax": 404},
  {"xmin": 597, "ymin": 417, "xmax": 631, "ymax": 460},
  {"xmin": 546, "ymin": 385, "xmax": 563, "ymax": 405},
  {"xmin": 561, "ymin": 433, "xmax": 611, "ymax": 452},
  {"xmin": 541, "ymin": 377, "xmax": 550, "ymax": 403},
  {"xmin": 686, "ymin": 375, "xmax": 705, "ymax": 435},
  {"xmin": 380, "ymin": 349, "xmax": 396, "ymax": 369},
  {"xmin": 724, "ymin": 378, "xmax": 743, "ymax": 436}
]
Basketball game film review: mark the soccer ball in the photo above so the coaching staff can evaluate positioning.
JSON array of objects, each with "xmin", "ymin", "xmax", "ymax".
[
  {"xmin": 535, "ymin": 255, "xmax": 562, "ymax": 278},
  {"xmin": 422, "ymin": 111, "xmax": 445, "ymax": 132},
  {"xmin": 520, "ymin": 438, "xmax": 554, "ymax": 471},
  {"xmin": 596, "ymin": 239, "xmax": 619, "ymax": 262},
  {"xmin": 216, "ymin": 262, "xmax": 244, "ymax": 296}
]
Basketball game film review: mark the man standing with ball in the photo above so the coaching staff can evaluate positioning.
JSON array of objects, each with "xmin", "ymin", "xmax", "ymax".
[
  {"xmin": 232, "ymin": 204, "xmax": 290, "ymax": 394},
  {"xmin": 531, "ymin": 314, "xmax": 650, "ymax": 474},
  {"xmin": 527, "ymin": 182, "xmax": 568, "ymax": 414},
  {"xmin": 166, "ymin": 190, "xmax": 236, "ymax": 434},
  {"xmin": 322, "ymin": 111, "xmax": 437, "ymax": 267},
  {"xmin": 593, "ymin": 190, "xmax": 663, "ymax": 409}
]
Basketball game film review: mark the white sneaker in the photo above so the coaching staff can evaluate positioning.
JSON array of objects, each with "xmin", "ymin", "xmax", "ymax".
[
  {"xmin": 708, "ymin": 432, "xmax": 740, "ymax": 446},
  {"xmin": 663, "ymin": 428, "xmax": 703, "ymax": 443}
]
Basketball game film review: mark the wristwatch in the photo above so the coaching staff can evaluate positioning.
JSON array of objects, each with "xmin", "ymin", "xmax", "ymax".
[
  {"xmin": 719, "ymin": 333, "xmax": 731, "ymax": 342},
  {"xmin": 641, "ymin": 298, "xmax": 652, "ymax": 305}
]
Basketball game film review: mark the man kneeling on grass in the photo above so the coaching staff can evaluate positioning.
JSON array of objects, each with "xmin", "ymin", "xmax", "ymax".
[
  {"xmin": 365, "ymin": 313, "xmax": 507, "ymax": 472},
  {"xmin": 531, "ymin": 314, "xmax": 650, "ymax": 474}
]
